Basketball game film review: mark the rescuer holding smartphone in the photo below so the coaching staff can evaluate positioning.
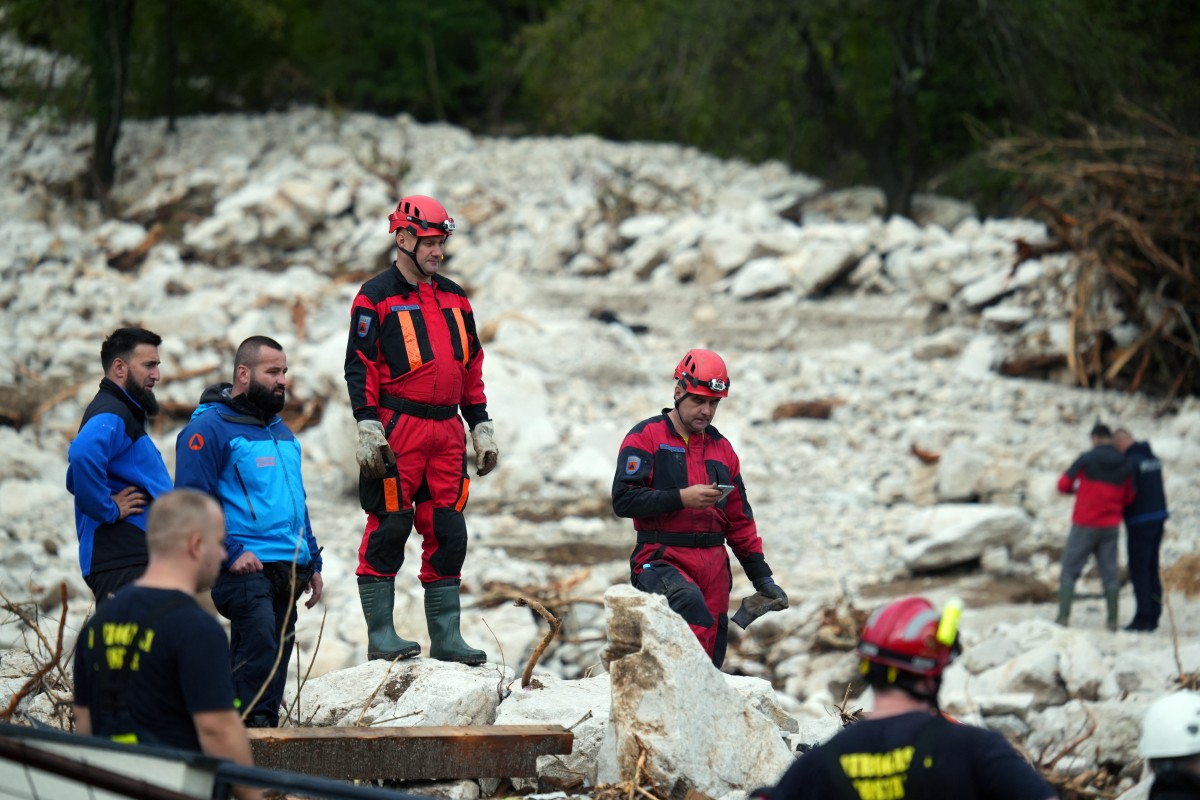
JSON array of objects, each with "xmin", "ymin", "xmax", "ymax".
[{"xmin": 611, "ymin": 349, "xmax": 788, "ymax": 667}]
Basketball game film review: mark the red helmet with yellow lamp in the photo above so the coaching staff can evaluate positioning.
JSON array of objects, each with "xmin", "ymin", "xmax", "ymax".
[{"xmin": 856, "ymin": 596, "xmax": 962, "ymax": 678}]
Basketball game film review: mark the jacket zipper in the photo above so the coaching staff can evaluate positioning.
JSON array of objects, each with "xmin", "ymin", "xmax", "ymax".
[
  {"xmin": 270, "ymin": 421, "xmax": 306, "ymax": 562},
  {"xmin": 233, "ymin": 465, "xmax": 257, "ymax": 520}
]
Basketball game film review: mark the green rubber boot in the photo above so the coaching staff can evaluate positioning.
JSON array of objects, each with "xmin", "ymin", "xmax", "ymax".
[
  {"xmin": 1055, "ymin": 587, "xmax": 1073, "ymax": 626},
  {"xmin": 1105, "ymin": 589, "xmax": 1120, "ymax": 632},
  {"xmin": 424, "ymin": 581, "xmax": 486, "ymax": 666},
  {"xmin": 358, "ymin": 579, "xmax": 420, "ymax": 661}
]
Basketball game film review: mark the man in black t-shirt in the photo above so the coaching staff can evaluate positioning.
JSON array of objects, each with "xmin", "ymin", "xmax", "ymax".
[
  {"xmin": 771, "ymin": 597, "xmax": 1057, "ymax": 800},
  {"xmin": 73, "ymin": 489, "xmax": 262, "ymax": 800}
]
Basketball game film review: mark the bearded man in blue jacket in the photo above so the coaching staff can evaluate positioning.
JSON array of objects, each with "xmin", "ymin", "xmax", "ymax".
[
  {"xmin": 175, "ymin": 335, "xmax": 323, "ymax": 728},
  {"xmin": 68, "ymin": 327, "xmax": 174, "ymax": 605}
]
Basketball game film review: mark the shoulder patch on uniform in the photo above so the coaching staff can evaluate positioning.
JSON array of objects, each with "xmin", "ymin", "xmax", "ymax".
[
  {"xmin": 188, "ymin": 433, "xmax": 205, "ymax": 451},
  {"xmin": 624, "ymin": 455, "xmax": 641, "ymax": 475},
  {"xmin": 357, "ymin": 314, "xmax": 372, "ymax": 337}
]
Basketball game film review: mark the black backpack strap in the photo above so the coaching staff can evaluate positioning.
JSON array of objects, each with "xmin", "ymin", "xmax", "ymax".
[{"xmin": 819, "ymin": 713, "xmax": 950, "ymax": 800}]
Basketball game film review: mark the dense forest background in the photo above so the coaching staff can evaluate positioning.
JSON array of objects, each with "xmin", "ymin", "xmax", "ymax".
[
  {"xmin": 1, "ymin": 0, "xmax": 1196, "ymax": 213},
  {"xmin": 1, "ymin": 0, "xmax": 1197, "ymax": 397}
]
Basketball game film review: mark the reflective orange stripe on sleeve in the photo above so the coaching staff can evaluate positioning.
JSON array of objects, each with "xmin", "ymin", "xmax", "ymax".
[
  {"xmin": 397, "ymin": 311, "xmax": 423, "ymax": 372},
  {"xmin": 449, "ymin": 308, "xmax": 469, "ymax": 366}
]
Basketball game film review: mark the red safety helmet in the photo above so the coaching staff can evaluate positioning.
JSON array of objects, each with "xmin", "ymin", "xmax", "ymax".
[
  {"xmin": 856, "ymin": 597, "xmax": 960, "ymax": 678},
  {"xmin": 388, "ymin": 195, "xmax": 456, "ymax": 238},
  {"xmin": 674, "ymin": 349, "xmax": 730, "ymax": 398}
]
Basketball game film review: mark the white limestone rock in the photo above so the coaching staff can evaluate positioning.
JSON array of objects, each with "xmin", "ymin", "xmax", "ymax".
[
  {"xmin": 934, "ymin": 441, "xmax": 989, "ymax": 501},
  {"xmin": 1027, "ymin": 699, "xmax": 1148, "ymax": 769},
  {"xmin": 783, "ymin": 238, "xmax": 863, "ymax": 297},
  {"xmin": 723, "ymin": 674, "xmax": 800, "ymax": 734},
  {"xmin": 596, "ymin": 586, "xmax": 794, "ymax": 799},
  {"xmin": 726, "ymin": 257, "xmax": 791, "ymax": 300},
  {"xmin": 977, "ymin": 643, "xmax": 1068, "ymax": 709},
  {"xmin": 494, "ymin": 673, "xmax": 612, "ymax": 788},
  {"xmin": 292, "ymin": 659, "xmax": 511, "ymax": 728},
  {"xmin": 901, "ymin": 504, "xmax": 1032, "ymax": 572}
]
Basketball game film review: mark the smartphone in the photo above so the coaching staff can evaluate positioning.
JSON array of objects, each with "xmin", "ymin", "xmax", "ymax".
[{"xmin": 715, "ymin": 484, "xmax": 735, "ymax": 501}]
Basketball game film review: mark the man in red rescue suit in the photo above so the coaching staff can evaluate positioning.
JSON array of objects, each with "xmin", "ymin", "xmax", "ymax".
[
  {"xmin": 1055, "ymin": 421, "xmax": 1135, "ymax": 631},
  {"xmin": 612, "ymin": 349, "xmax": 788, "ymax": 667},
  {"xmin": 345, "ymin": 194, "xmax": 499, "ymax": 666}
]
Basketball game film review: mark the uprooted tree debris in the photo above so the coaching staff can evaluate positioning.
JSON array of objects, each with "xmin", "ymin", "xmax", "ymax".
[{"xmin": 986, "ymin": 101, "xmax": 1200, "ymax": 403}]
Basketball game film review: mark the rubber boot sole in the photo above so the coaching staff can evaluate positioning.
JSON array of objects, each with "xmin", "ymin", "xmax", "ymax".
[
  {"xmin": 368, "ymin": 642, "xmax": 421, "ymax": 661},
  {"xmin": 430, "ymin": 650, "xmax": 486, "ymax": 666}
]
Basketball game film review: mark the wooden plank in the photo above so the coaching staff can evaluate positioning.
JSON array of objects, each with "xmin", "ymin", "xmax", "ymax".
[{"xmin": 247, "ymin": 724, "xmax": 573, "ymax": 781}]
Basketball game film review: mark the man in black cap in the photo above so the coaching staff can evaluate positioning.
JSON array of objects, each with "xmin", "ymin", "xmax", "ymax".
[{"xmin": 1055, "ymin": 422, "xmax": 1135, "ymax": 631}]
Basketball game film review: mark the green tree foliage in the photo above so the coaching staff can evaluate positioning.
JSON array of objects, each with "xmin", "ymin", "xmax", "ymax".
[
  {"xmin": 1, "ymin": 0, "xmax": 290, "ymax": 195},
  {"xmin": 0, "ymin": 0, "xmax": 555, "ymax": 194},
  {"xmin": 278, "ymin": 0, "xmax": 552, "ymax": 126},
  {"xmin": 518, "ymin": 0, "xmax": 1199, "ymax": 217},
  {"xmin": 1, "ymin": 0, "xmax": 1196, "ymax": 213},
  {"xmin": 0, "ymin": 0, "xmax": 289, "ymax": 117}
]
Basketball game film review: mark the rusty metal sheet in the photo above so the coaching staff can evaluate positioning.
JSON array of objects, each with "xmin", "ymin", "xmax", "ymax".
[{"xmin": 248, "ymin": 724, "xmax": 573, "ymax": 781}]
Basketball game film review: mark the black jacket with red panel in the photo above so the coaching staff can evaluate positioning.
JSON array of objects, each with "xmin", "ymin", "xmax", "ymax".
[
  {"xmin": 612, "ymin": 411, "xmax": 771, "ymax": 582},
  {"xmin": 345, "ymin": 265, "xmax": 489, "ymax": 429},
  {"xmin": 1057, "ymin": 443, "xmax": 1135, "ymax": 527}
]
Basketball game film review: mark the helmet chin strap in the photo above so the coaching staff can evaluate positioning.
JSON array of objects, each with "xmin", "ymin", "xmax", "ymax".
[
  {"xmin": 398, "ymin": 240, "xmax": 439, "ymax": 278},
  {"xmin": 674, "ymin": 381, "xmax": 689, "ymax": 409}
]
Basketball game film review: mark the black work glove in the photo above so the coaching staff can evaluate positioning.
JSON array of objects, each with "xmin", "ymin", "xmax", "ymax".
[
  {"xmin": 731, "ymin": 577, "xmax": 789, "ymax": 629},
  {"xmin": 753, "ymin": 576, "xmax": 789, "ymax": 606}
]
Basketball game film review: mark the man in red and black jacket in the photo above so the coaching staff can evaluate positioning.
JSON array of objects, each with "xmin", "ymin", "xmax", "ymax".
[
  {"xmin": 1055, "ymin": 422, "xmax": 1135, "ymax": 630},
  {"xmin": 344, "ymin": 194, "xmax": 498, "ymax": 666},
  {"xmin": 612, "ymin": 349, "xmax": 788, "ymax": 667}
]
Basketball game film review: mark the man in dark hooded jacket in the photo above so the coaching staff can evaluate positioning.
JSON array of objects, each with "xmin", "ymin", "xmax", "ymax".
[
  {"xmin": 175, "ymin": 336, "xmax": 323, "ymax": 729},
  {"xmin": 1114, "ymin": 427, "xmax": 1169, "ymax": 632}
]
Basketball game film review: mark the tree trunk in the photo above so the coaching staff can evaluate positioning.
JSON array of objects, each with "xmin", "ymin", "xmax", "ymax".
[
  {"xmin": 89, "ymin": 0, "xmax": 137, "ymax": 199},
  {"xmin": 163, "ymin": 0, "xmax": 177, "ymax": 133}
]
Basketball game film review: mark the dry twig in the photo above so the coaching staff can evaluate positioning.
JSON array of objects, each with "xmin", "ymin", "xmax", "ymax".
[
  {"xmin": 0, "ymin": 584, "xmax": 69, "ymax": 721},
  {"xmin": 515, "ymin": 596, "xmax": 563, "ymax": 689},
  {"xmin": 988, "ymin": 103, "xmax": 1200, "ymax": 400}
]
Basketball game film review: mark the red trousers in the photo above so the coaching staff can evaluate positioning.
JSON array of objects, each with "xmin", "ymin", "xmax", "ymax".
[
  {"xmin": 357, "ymin": 413, "xmax": 470, "ymax": 583},
  {"xmin": 630, "ymin": 542, "xmax": 732, "ymax": 666}
]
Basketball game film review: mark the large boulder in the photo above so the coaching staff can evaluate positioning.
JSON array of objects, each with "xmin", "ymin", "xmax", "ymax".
[
  {"xmin": 902, "ymin": 504, "xmax": 1032, "ymax": 573},
  {"xmin": 596, "ymin": 586, "xmax": 794, "ymax": 800},
  {"xmin": 493, "ymin": 672, "xmax": 612, "ymax": 789},
  {"xmin": 291, "ymin": 659, "xmax": 510, "ymax": 728}
]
